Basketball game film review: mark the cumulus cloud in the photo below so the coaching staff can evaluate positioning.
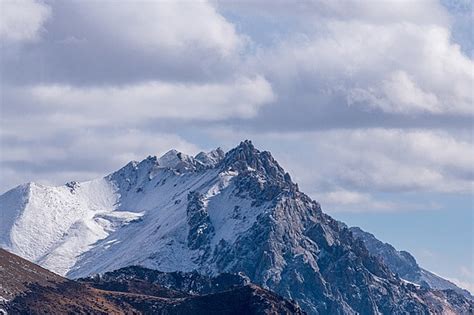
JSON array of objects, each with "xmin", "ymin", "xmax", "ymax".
[
  {"xmin": 23, "ymin": 76, "xmax": 274, "ymax": 123},
  {"xmin": 256, "ymin": 20, "xmax": 473, "ymax": 117},
  {"xmin": 304, "ymin": 129, "xmax": 474, "ymax": 193},
  {"xmin": 213, "ymin": 0, "xmax": 474, "ymax": 136},
  {"xmin": 77, "ymin": 0, "xmax": 243, "ymax": 57},
  {"xmin": 350, "ymin": 71, "xmax": 442, "ymax": 114},
  {"xmin": 0, "ymin": 0, "xmax": 247, "ymax": 86},
  {"xmin": 0, "ymin": 0, "xmax": 51, "ymax": 42}
]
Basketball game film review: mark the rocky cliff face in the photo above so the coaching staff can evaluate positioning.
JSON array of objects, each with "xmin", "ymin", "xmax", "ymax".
[{"xmin": 1, "ymin": 140, "xmax": 472, "ymax": 314}]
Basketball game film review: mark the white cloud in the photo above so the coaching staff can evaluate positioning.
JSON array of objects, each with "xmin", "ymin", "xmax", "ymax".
[
  {"xmin": 0, "ymin": 0, "xmax": 51, "ymax": 42},
  {"xmin": 350, "ymin": 71, "xmax": 442, "ymax": 114},
  {"xmin": 308, "ymin": 129, "xmax": 474, "ymax": 193},
  {"xmin": 320, "ymin": 189, "xmax": 372, "ymax": 205},
  {"xmin": 0, "ymin": 0, "xmax": 250, "ymax": 86},
  {"xmin": 252, "ymin": 6, "xmax": 473, "ymax": 116},
  {"xmin": 76, "ymin": 0, "xmax": 243, "ymax": 57},
  {"xmin": 316, "ymin": 189, "xmax": 396, "ymax": 213},
  {"xmin": 26, "ymin": 76, "xmax": 274, "ymax": 123},
  {"xmin": 315, "ymin": 188, "xmax": 442, "ymax": 213}
]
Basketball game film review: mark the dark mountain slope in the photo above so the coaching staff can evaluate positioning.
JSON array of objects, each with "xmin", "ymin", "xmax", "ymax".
[{"xmin": 0, "ymin": 249, "xmax": 303, "ymax": 315}]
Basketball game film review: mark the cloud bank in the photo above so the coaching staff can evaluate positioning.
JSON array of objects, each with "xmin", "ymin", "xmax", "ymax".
[{"xmin": 0, "ymin": 0, "xmax": 472, "ymax": 211}]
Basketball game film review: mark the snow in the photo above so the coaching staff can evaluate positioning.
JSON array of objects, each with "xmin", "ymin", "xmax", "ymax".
[
  {"xmin": 195, "ymin": 148, "xmax": 225, "ymax": 167},
  {"xmin": 0, "ymin": 147, "xmax": 268, "ymax": 278},
  {"xmin": 207, "ymin": 182, "xmax": 264, "ymax": 246},
  {"xmin": 0, "ymin": 184, "xmax": 29, "ymax": 248},
  {"xmin": 0, "ymin": 178, "xmax": 142, "ymax": 276},
  {"xmin": 401, "ymin": 278, "xmax": 421, "ymax": 288},
  {"xmin": 157, "ymin": 150, "xmax": 183, "ymax": 168},
  {"xmin": 67, "ymin": 170, "xmax": 216, "ymax": 277}
]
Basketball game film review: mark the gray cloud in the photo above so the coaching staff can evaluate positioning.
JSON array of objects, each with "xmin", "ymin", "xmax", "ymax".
[
  {"xmin": 1, "ymin": 0, "xmax": 247, "ymax": 86},
  {"xmin": 249, "ymin": 18, "xmax": 473, "ymax": 122},
  {"xmin": 217, "ymin": 0, "xmax": 473, "ymax": 134}
]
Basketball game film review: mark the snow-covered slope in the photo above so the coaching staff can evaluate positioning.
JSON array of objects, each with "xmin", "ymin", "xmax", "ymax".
[
  {"xmin": 67, "ymin": 148, "xmax": 258, "ymax": 277},
  {"xmin": 1, "ymin": 141, "xmax": 472, "ymax": 314},
  {"xmin": 0, "ymin": 179, "xmax": 142, "ymax": 275},
  {"xmin": 0, "ymin": 148, "xmax": 228, "ymax": 276}
]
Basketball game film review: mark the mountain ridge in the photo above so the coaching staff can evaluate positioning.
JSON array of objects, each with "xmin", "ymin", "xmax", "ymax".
[{"xmin": 349, "ymin": 226, "xmax": 473, "ymax": 299}]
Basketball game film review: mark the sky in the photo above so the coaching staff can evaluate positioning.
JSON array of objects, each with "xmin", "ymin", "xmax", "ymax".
[{"xmin": 0, "ymin": 0, "xmax": 473, "ymax": 292}]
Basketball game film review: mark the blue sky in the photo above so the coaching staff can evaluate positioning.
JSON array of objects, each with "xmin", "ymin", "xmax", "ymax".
[{"xmin": 0, "ymin": 0, "xmax": 472, "ymax": 292}]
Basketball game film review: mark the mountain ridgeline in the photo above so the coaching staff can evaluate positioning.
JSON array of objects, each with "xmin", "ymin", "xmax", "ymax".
[
  {"xmin": 0, "ymin": 140, "xmax": 472, "ymax": 314},
  {"xmin": 350, "ymin": 226, "xmax": 473, "ymax": 300}
]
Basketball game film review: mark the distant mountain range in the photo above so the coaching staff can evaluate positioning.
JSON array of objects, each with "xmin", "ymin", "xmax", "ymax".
[
  {"xmin": 350, "ymin": 226, "xmax": 473, "ymax": 300},
  {"xmin": 1, "ymin": 140, "xmax": 472, "ymax": 314}
]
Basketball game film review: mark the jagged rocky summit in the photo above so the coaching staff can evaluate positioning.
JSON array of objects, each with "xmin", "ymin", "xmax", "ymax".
[{"xmin": 1, "ymin": 140, "xmax": 472, "ymax": 314}]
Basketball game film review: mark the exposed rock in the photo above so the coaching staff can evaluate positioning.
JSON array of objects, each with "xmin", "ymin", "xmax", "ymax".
[{"xmin": 187, "ymin": 191, "xmax": 214, "ymax": 250}]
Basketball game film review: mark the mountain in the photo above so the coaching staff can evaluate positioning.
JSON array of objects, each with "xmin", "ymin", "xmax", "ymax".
[
  {"xmin": 0, "ymin": 247, "xmax": 66, "ymax": 305},
  {"xmin": 350, "ymin": 226, "xmax": 473, "ymax": 299},
  {"xmin": 0, "ymin": 248, "xmax": 303, "ymax": 315},
  {"xmin": 1, "ymin": 140, "xmax": 472, "ymax": 314}
]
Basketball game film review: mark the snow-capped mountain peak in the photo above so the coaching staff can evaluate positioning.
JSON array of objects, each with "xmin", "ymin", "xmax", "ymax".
[{"xmin": 1, "ymin": 141, "xmax": 472, "ymax": 314}]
